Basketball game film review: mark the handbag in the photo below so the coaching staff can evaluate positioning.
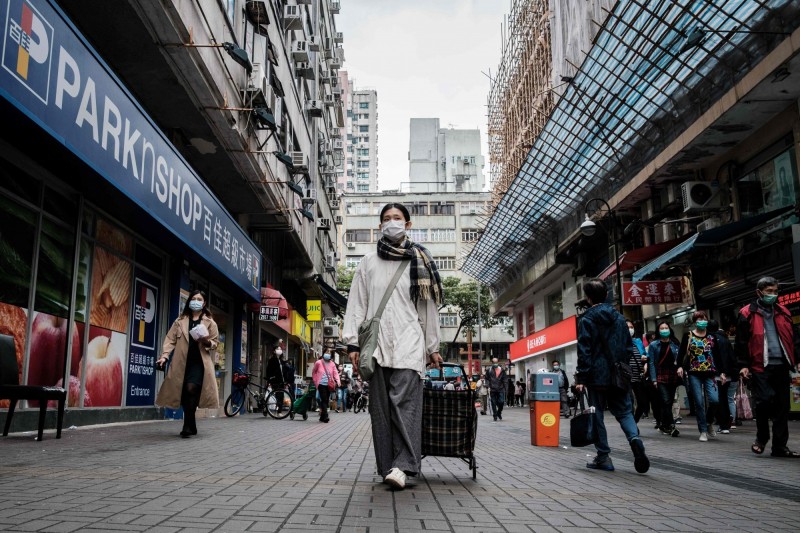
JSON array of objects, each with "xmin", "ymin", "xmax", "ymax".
[
  {"xmin": 570, "ymin": 392, "xmax": 598, "ymax": 447},
  {"xmin": 735, "ymin": 380, "xmax": 753, "ymax": 420},
  {"xmin": 322, "ymin": 362, "xmax": 336, "ymax": 392},
  {"xmin": 599, "ymin": 330, "xmax": 632, "ymax": 391},
  {"xmin": 357, "ymin": 260, "xmax": 411, "ymax": 381}
]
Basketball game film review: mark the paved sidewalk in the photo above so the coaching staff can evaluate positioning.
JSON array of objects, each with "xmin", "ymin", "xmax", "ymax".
[{"xmin": 0, "ymin": 405, "xmax": 798, "ymax": 532}]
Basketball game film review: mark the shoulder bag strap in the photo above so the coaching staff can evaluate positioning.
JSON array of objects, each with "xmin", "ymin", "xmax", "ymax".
[{"xmin": 373, "ymin": 260, "xmax": 411, "ymax": 320}]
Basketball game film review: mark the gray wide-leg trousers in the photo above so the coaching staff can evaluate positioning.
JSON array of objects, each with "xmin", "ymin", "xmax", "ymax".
[{"xmin": 369, "ymin": 364, "xmax": 423, "ymax": 477}]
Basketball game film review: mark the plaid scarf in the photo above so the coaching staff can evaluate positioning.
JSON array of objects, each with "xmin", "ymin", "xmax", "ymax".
[{"xmin": 376, "ymin": 237, "xmax": 443, "ymax": 305}]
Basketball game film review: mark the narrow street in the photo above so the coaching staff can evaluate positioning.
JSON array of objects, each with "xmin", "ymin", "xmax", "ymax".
[{"xmin": 1, "ymin": 407, "xmax": 797, "ymax": 532}]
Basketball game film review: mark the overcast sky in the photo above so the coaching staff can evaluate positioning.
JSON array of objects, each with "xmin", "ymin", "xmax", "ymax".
[{"xmin": 337, "ymin": 0, "xmax": 507, "ymax": 191}]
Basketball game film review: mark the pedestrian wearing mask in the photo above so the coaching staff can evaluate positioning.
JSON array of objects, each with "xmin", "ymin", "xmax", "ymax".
[
  {"xmin": 312, "ymin": 350, "xmax": 340, "ymax": 423},
  {"xmin": 338, "ymin": 365, "xmax": 351, "ymax": 412},
  {"xmin": 627, "ymin": 320, "xmax": 648, "ymax": 423},
  {"xmin": 707, "ymin": 320, "xmax": 735, "ymax": 433},
  {"xmin": 343, "ymin": 202, "xmax": 443, "ymax": 489},
  {"xmin": 156, "ymin": 290, "xmax": 219, "ymax": 438},
  {"xmin": 736, "ymin": 276, "xmax": 800, "ymax": 457},
  {"xmin": 678, "ymin": 310, "xmax": 721, "ymax": 442},
  {"xmin": 647, "ymin": 321, "xmax": 681, "ymax": 437},
  {"xmin": 266, "ymin": 345, "xmax": 284, "ymax": 390},
  {"xmin": 552, "ymin": 361, "xmax": 570, "ymax": 418},
  {"xmin": 476, "ymin": 377, "xmax": 489, "ymax": 415},
  {"xmin": 485, "ymin": 358, "xmax": 508, "ymax": 421}
]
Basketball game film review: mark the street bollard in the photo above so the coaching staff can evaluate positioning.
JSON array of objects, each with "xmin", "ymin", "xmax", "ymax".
[{"xmin": 529, "ymin": 372, "xmax": 561, "ymax": 447}]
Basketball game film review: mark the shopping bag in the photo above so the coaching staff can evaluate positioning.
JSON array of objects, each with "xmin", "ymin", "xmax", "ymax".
[
  {"xmin": 735, "ymin": 380, "xmax": 753, "ymax": 420},
  {"xmin": 570, "ymin": 392, "xmax": 597, "ymax": 447}
]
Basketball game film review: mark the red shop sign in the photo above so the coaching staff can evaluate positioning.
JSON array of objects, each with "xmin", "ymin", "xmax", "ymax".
[
  {"xmin": 509, "ymin": 315, "xmax": 577, "ymax": 362},
  {"xmin": 623, "ymin": 280, "xmax": 685, "ymax": 306}
]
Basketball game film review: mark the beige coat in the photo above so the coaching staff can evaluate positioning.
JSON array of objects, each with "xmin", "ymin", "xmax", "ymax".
[{"xmin": 155, "ymin": 315, "xmax": 220, "ymax": 409}]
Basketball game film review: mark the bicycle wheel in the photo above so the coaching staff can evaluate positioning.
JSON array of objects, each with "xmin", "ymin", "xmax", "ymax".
[
  {"xmin": 224, "ymin": 387, "xmax": 245, "ymax": 417},
  {"xmin": 265, "ymin": 389, "xmax": 293, "ymax": 419}
]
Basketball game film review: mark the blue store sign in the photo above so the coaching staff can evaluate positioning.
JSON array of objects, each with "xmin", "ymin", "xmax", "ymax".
[
  {"xmin": 126, "ymin": 270, "xmax": 160, "ymax": 406},
  {"xmin": 0, "ymin": 0, "xmax": 261, "ymax": 299}
]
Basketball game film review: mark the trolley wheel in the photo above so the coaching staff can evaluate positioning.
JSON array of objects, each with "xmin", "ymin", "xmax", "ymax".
[
  {"xmin": 224, "ymin": 388, "xmax": 245, "ymax": 417},
  {"xmin": 289, "ymin": 412, "xmax": 295, "ymax": 420},
  {"xmin": 265, "ymin": 389, "xmax": 293, "ymax": 419},
  {"xmin": 303, "ymin": 413, "xmax": 308, "ymax": 421},
  {"xmin": 472, "ymin": 458, "xmax": 477, "ymax": 480}
]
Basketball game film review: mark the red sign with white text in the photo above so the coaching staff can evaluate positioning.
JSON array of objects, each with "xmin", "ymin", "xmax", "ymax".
[
  {"xmin": 623, "ymin": 280, "xmax": 685, "ymax": 306},
  {"xmin": 509, "ymin": 315, "xmax": 577, "ymax": 362}
]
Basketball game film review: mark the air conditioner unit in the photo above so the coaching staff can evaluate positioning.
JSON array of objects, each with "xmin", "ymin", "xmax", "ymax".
[
  {"xmin": 330, "ymin": 1, "xmax": 341, "ymax": 15},
  {"xmin": 323, "ymin": 317, "xmax": 338, "ymax": 327},
  {"xmin": 346, "ymin": 241, "xmax": 355, "ymax": 249},
  {"xmin": 323, "ymin": 325, "xmax": 339, "ymax": 338},
  {"xmin": 318, "ymin": 218, "xmax": 332, "ymax": 230},
  {"xmin": 330, "ymin": 200, "xmax": 340, "ymax": 210},
  {"xmin": 296, "ymin": 0, "xmax": 311, "ymax": 5},
  {"xmin": 329, "ymin": 58, "xmax": 342, "ymax": 70},
  {"xmin": 283, "ymin": 5, "xmax": 302, "ymax": 30},
  {"xmin": 305, "ymin": 100, "xmax": 323, "ymax": 117},
  {"xmin": 682, "ymin": 181, "xmax": 722, "ymax": 213},
  {"xmin": 323, "ymin": 94, "xmax": 335, "ymax": 106},
  {"xmin": 294, "ymin": 62, "xmax": 313, "ymax": 80},
  {"xmin": 291, "ymin": 151, "xmax": 308, "ymax": 171},
  {"xmin": 308, "ymin": 35, "xmax": 321, "ymax": 51},
  {"xmin": 334, "ymin": 215, "xmax": 343, "ymax": 225},
  {"xmin": 641, "ymin": 198, "xmax": 656, "ymax": 221},
  {"xmin": 332, "ymin": 86, "xmax": 342, "ymax": 97},
  {"xmin": 660, "ymin": 182, "xmax": 682, "ymax": 207},
  {"xmin": 291, "ymin": 40, "xmax": 309, "ymax": 62},
  {"xmin": 319, "ymin": 70, "xmax": 331, "ymax": 84},
  {"xmin": 304, "ymin": 189, "xmax": 317, "ymax": 202},
  {"xmin": 334, "ymin": 31, "xmax": 344, "ymax": 43},
  {"xmin": 330, "ymin": 128, "xmax": 341, "ymax": 138},
  {"xmin": 325, "ymin": 252, "xmax": 336, "ymax": 271},
  {"xmin": 332, "ymin": 140, "xmax": 344, "ymax": 151},
  {"xmin": 697, "ymin": 217, "xmax": 722, "ymax": 232},
  {"xmin": 323, "ymin": 38, "xmax": 334, "ymax": 58},
  {"xmin": 654, "ymin": 223, "xmax": 677, "ymax": 244}
]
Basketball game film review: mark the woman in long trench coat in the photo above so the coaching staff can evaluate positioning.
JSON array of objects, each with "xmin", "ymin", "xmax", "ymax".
[{"xmin": 156, "ymin": 290, "xmax": 219, "ymax": 437}]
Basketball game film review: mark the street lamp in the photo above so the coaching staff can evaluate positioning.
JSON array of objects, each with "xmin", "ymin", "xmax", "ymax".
[{"xmin": 580, "ymin": 198, "xmax": 622, "ymax": 309}]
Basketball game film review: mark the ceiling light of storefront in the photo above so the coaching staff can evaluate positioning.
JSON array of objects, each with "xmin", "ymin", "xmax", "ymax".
[{"xmin": 463, "ymin": 0, "xmax": 800, "ymax": 288}]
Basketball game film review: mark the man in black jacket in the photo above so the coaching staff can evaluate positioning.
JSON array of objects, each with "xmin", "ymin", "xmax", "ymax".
[{"xmin": 484, "ymin": 357, "xmax": 507, "ymax": 422}]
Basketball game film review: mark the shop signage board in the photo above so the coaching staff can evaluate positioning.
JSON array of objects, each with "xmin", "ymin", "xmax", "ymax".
[
  {"xmin": 291, "ymin": 310, "xmax": 311, "ymax": 343},
  {"xmin": 0, "ymin": 0, "xmax": 261, "ymax": 299},
  {"xmin": 622, "ymin": 280, "xmax": 685, "ymax": 306},
  {"xmin": 259, "ymin": 305, "xmax": 280, "ymax": 321},
  {"xmin": 306, "ymin": 300, "xmax": 321, "ymax": 322},
  {"xmin": 510, "ymin": 315, "xmax": 577, "ymax": 362},
  {"xmin": 126, "ymin": 269, "xmax": 160, "ymax": 406}
]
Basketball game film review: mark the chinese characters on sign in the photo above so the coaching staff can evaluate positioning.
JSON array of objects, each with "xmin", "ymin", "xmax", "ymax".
[
  {"xmin": 259, "ymin": 305, "xmax": 280, "ymax": 321},
  {"xmin": 623, "ymin": 280, "xmax": 685, "ymax": 306}
]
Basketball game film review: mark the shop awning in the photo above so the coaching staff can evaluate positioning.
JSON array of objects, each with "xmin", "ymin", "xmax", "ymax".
[
  {"xmin": 509, "ymin": 316, "xmax": 577, "ymax": 363},
  {"xmin": 261, "ymin": 287, "xmax": 289, "ymax": 319},
  {"xmin": 633, "ymin": 205, "xmax": 796, "ymax": 281},
  {"xmin": 315, "ymin": 275, "xmax": 348, "ymax": 311},
  {"xmin": 598, "ymin": 235, "xmax": 693, "ymax": 280}
]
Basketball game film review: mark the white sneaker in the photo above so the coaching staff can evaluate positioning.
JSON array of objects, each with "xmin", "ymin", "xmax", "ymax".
[
  {"xmin": 384, "ymin": 468, "xmax": 406, "ymax": 489},
  {"xmin": 708, "ymin": 428, "xmax": 717, "ymax": 437},
  {"xmin": 699, "ymin": 432, "xmax": 708, "ymax": 442},
  {"xmin": 720, "ymin": 429, "xmax": 730, "ymax": 434}
]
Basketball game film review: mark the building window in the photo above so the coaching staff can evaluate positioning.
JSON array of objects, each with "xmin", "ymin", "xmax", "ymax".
[
  {"xmin": 345, "ymin": 256, "xmax": 363, "ymax": 268},
  {"xmin": 357, "ymin": 172, "xmax": 369, "ymax": 180},
  {"xmin": 546, "ymin": 291, "xmax": 563, "ymax": 326},
  {"xmin": 408, "ymin": 228, "xmax": 428, "ymax": 242},
  {"xmin": 431, "ymin": 202, "xmax": 455, "ymax": 215},
  {"xmin": 527, "ymin": 305, "xmax": 535, "ymax": 336},
  {"xmin": 439, "ymin": 314, "xmax": 458, "ymax": 327},
  {"xmin": 357, "ymin": 160, "xmax": 370, "ymax": 168},
  {"xmin": 429, "ymin": 228, "xmax": 455, "ymax": 242},
  {"xmin": 345, "ymin": 229, "xmax": 372, "ymax": 242},
  {"xmin": 460, "ymin": 202, "xmax": 484, "ymax": 215},
  {"xmin": 359, "ymin": 125, "xmax": 369, "ymax": 132},
  {"xmin": 434, "ymin": 256, "xmax": 456, "ymax": 270},
  {"xmin": 357, "ymin": 148, "xmax": 370, "ymax": 156},
  {"xmin": 346, "ymin": 202, "xmax": 370, "ymax": 215},
  {"xmin": 356, "ymin": 184, "xmax": 369, "ymax": 192},
  {"xmin": 470, "ymin": 156, "xmax": 476, "ymax": 164},
  {"xmin": 409, "ymin": 202, "xmax": 428, "ymax": 216},
  {"xmin": 461, "ymin": 229, "xmax": 480, "ymax": 242},
  {"xmin": 737, "ymin": 146, "xmax": 798, "ymax": 219},
  {"xmin": 517, "ymin": 313, "xmax": 524, "ymax": 340},
  {"xmin": 359, "ymin": 102, "xmax": 369, "ymax": 109}
]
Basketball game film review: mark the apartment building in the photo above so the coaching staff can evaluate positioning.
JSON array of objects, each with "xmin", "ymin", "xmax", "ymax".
[{"xmin": 408, "ymin": 118, "xmax": 485, "ymax": 193}]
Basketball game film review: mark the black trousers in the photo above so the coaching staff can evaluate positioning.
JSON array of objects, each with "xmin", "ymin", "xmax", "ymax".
[
  {"xmin": 631, "ymin": 381, "xmax": 649, "ymax": 422},
  {"xmin": 751, "ymin": 365, "xmax": 791, "ymax": 451},
  {"xmin": 657, "ymin": 382, "xmax": 678, "ymax": 430},
  {"xmin": 318, "ymin": 386, "xmax": 331, "ymax": 421}
]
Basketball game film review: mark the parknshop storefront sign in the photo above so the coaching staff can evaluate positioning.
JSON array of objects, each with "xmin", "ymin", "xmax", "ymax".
[{"xmin": 510, "ymin": 315, "xmax": 577, "ymax": 363}]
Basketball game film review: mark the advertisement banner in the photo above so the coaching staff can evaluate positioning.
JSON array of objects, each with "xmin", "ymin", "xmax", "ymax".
[
  {"xmin": 126, "ymin": 269, "xmax": 160, "ymax": 406},
  {"xmin": 0, "ymin": 0, "xmax": 261, "ymax": 299},
  {"xmin": 622, "ymin": 279, "xmax": 685, "ymax": 306},
  {"xmin": 291, "ymin": 310, "xmax": 311, "ymax": 343}
]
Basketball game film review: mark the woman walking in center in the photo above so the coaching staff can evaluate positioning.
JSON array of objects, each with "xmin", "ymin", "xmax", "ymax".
[
  {"xmin": 343, "ymin": 202, "xmax": 443, "ymax": 490},
  {"xmin": 678, "ymin": 310, "xmax": 722, "ymax": 442},
  {"xmin": 312, "ymin": 349, "xmax": 339, "ymax": 423},
  {"xmin": 647, "ymin": 321, "xmax": 681, "ymax": 437},
  {"xmin": 156, "ymin": 290, "xmax": 220, "ymax": 438}
]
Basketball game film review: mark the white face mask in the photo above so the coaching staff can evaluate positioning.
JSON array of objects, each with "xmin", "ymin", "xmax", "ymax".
[
  {"xmin": 629, "ymin": 328, "xmax": 635, "ymax": 337},
  {"xmin": 275, "ymin": 349, "xmax": 283, "ymax": 356},
  {"xmin": 381, "ymin": 220, "xmax": 407, "ymax": 241}
]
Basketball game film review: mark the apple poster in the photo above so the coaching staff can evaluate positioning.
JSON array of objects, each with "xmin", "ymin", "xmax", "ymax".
[
  {"xmin": 26, "ymin": 311, "xmax": 85, "ymax": 408},
  {"xmin": 85, "ymin": 326, "xmax": 125, "ymax": 407}
]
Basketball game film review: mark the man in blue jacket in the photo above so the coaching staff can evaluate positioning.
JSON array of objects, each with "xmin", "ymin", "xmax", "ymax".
[{"xmin": 575, "ymin": 279, "xmax": 649, "ymax": 473}]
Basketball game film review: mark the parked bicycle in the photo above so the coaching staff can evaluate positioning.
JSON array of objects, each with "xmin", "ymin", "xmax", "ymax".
[
  {"xmin": 353, "ymin": 390, "xmax": 368, "ymax": 413},
  {"xmin": 264, "ymin": 383, "xmax": 295, "ymax": 419},
  {"xmin": 224, "ymin": 371, "xmax": 268, "ymax": 417}
]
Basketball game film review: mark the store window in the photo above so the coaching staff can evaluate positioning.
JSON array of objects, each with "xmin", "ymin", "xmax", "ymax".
[
  {"xmin": 546, "ymin": 291, "xmax": 563, "ymax": 326},
  {"xmin": 737, "ymin": 145, "xmax": 798, "ymax": 221}
]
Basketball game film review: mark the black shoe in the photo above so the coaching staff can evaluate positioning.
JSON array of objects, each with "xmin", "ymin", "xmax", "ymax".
[
  {"xmin": 480, "ymin": 411, "xmax": 486, "ymax": 415},
  {"xmin": 630, "ymin": 438, "xmax": 650, "ymax": 473},
  {"xmin": 586, "ymin": 455, "xmax": 614, "ymax": 471},
  {"xmin": 180, "ymin": 430, "xmax": 192, "ymax": 438}
]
